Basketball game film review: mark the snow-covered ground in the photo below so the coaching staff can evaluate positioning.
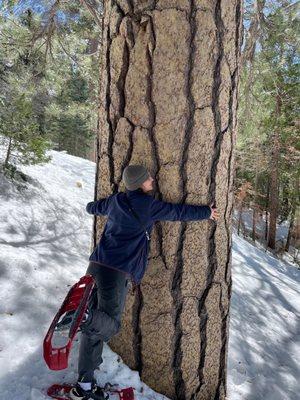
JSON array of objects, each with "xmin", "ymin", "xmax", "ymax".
[
  {"xmin": 233, "ymin": 208, "xmax": 298, "ymax": 255},
  {"xmin": 0, "ymin": 145, "xmax": 299, "ymax": 400},
  {"xmin": 228, "ymin": 235, "xmax": 299, "ymax": 400}
]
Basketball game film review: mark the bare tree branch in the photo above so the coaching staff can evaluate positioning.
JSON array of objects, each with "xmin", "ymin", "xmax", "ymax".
[
  {"xmin": 79, "ymin": 0, "xmax": 103, "ymax": 28},
  {"xmin": 241, "ymin": 0, "xmax": 266, "ymax": 69}
]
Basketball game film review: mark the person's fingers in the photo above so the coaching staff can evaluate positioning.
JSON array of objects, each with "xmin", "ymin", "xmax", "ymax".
[
  {"xmin": 208, "ymin": 204, "xmax": 220, "ymax": 221},
  {"xmin": 210, "ymin": 209, "xmax": 219, "ymax": 221}
]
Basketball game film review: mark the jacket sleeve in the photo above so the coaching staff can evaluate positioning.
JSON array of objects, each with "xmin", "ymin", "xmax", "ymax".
[
  {"xmin": 150, "ymin": 198, "xmax": 211, "ymax": 222},
  {"xmin": 86, "ymin": 195, "xmax": 113, "ymax": 216}
]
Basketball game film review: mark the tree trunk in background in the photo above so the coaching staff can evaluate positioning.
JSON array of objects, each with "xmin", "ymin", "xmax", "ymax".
[
  {"xmin": 237, "ymin": 200, "xmax": 243, "ymax": 236},
  {"xmin": 265, "ymin": 179, "xmax": 269, "ymax": 242},
  {"xmin": 267, "ymin": 93, "xmax": 282, "ymax": 250},
  {"xmin": 285, "ymin": 179, "xmax": 299, "ymax": 252},
  {"xmin": 252, "ymin": 206, "xmax": 257, "ymax": 242},
  {"xmin": 252, "ymin": 170, "xmax": 259, "ymax": 242},
  {"xmin": 285, "ymin": 205, "xmax": 295, "ymax": 252},
  {"xmin": 93, "ymin": 1, "xmax": 242, "ymax": 399},
  {"xmin": 4, "ymin": 136, "xmax": 12, "ymax": 168}
]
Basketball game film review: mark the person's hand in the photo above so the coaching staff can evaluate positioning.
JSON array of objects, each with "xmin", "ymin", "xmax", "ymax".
[{"xmin": 209, "ymin": 204, "xmax": 219, "ymax": 221}]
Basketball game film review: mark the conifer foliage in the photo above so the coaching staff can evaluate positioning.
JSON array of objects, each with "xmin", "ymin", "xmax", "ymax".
[
  {"xmin": 236, "ymin": 0, "xmax": 299, "ymax": 254},
  {"xmin": 0, "ymin": 1, "xmax": 101, "ymax": 174}
]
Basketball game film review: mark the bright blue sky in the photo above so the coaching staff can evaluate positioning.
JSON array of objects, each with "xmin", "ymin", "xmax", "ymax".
[{"xmin": 0, "ymin": 0, "xmax": 46, "ymax": 14}]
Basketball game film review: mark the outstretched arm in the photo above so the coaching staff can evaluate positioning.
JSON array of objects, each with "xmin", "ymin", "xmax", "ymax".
[
  {"xmin": 150, "ymin": 198, "xmax": 213, "ymax": 222},
  {"xmin": 86, "ymin": 196, "xmax": 112, "ymax": 216}
]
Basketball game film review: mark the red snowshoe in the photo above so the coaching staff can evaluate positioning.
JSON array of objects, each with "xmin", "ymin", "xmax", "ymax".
[
  {"xmin": 47, "ymin": 383, "xmax": 135, "ymax": 400},
  {"xmin": 43, "ymin": 275, "xmax": 95, "ymax": 370}
]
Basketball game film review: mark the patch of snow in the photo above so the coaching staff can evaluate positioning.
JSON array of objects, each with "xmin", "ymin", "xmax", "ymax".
[{"xmin": 228, "ymin": 233, "xmax": 300, "ymax": 400}]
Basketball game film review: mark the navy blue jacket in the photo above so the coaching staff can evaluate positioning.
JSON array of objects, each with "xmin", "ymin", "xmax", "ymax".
[{"xmin": 87, "ymin": 188, "xmax": 211, "ymax": 283}]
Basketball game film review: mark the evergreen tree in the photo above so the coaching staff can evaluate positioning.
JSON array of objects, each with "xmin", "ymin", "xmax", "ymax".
[
  {"xmin": 0, "ymin": 11, "xmax": 52, "ymax": 171},
  {"xmin": 236, "ymin": 0, "xmax": 299, "ymax": 250}
]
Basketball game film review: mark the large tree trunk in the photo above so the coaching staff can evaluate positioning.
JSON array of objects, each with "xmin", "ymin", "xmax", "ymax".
[{"xmin": 93, "ymin": 1, "xmax": 242, "ymax": 399}]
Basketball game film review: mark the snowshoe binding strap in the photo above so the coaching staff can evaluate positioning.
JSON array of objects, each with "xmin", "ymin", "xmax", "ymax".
[{"xmin": 43, "ymin": 275, "xmax": 95, "ymax": 370}]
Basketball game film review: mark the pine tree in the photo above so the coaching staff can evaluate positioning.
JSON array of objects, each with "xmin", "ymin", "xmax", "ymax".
[{"xmin": 92, "ymin": 1, "xmax": 243, "ymax": 398}]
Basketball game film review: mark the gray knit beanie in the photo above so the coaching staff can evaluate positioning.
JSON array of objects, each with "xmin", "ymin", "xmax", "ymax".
[{"xmin": 122, "ymin": 165, "xmax": 150, "ymax": 190}]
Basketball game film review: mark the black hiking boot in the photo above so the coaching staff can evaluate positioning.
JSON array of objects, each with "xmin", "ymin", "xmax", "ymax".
[{"xmin": 69, "ymin": 382, "xmax": 108, "ymax": 400}]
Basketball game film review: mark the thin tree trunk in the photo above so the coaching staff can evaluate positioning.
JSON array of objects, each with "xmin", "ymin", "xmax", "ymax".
[
  {"xmin": 4, "ymin": 136, "xmax": 12, "ymax": 168},
  {"xmin": 93, "ymin": 1, "xmax": 243, "ymax": 399},
  {"xmin": 252, "ymin": 206, "xmax": 257, "ymax": 242},
  {"xmin": 285, "ymin": 179, "xmax": 299, "ymax": 252},
  {"xmin": 267, "ymin": 93, "xmax": 281, "ymax": 250},
  {"xmin": 239, "ymin": 0, "xmax": 266, "ymax": 134},
  {"xmin": 285, "ymin": 206, "xmax": 295, "ymax": 252},
  {"xmin": 241, "ymin": 0, "xmax": 265, "ymax": 69},
  {"xmin": 252, "ymin": 170, "xmax": 259, "ymax": 242},
  {"xmin": 265, "ymin": 179, "xmax": 269, "ymax": 242},
  {"xmin": 237, "ymin": 200, "xmax": 243, "ymax": 236}
]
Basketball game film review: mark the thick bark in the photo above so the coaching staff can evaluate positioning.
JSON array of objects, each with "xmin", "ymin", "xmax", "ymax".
[{"xmin": 93, "ymin": 1, "xmax": 242, "ymax": 399}]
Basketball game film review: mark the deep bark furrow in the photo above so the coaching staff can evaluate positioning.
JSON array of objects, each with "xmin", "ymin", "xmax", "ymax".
[
  {"xmin": 214, "ymin": 289, "xmax": 229, "ymax": 399},
  {"xmin": 132, "ymin": 285, "xmax": 144, "ymax": 374},
  {"xmin": 192, "ymin": 226, "xmax": 218, "ymax": 399},
  {"xmin": 191, "ymin": 304, "xmax": 208, "ymax": 399},
  {"xmin": 93, "ymin": 135, "xmax": 100, "ymax": 248},
  {"xmin": 145, "ymin": 15, "xmax": 168, "ymax": 271},
  {"xmin": 171, "ymin": 1, "xmax": 197, "ymax": 398},
  {"xmin": 235, "ymin": 0, "xmax": 242, "ymax": 61},
  {"xmin": 199, "ymin": 304, "xmax": 209, "ymax": 385},
  {"xmin": 114, "ymin": 0, "xmax": 126, "ymax": 18},
  {"xmin": 171, "ymin": 224, "xmax": 187, "ymax": 400},
  {"xmin": 209, "ymin": 0, "xmax": 225, "ymax": 203},
  {"xmin": 115, "ymin": 119, "xmax": 134, "ymax": 186},
  {"xmin": 127, "ymin": 0, "xmax": 134, "ymax": 14},
  {"xmin": 223, "ymin": 67, "xmax": 237, "ymax": 282},
  {"xmin": 117, "ymin": 39, "xmax": 130, "ymax": 118},
  {"xmin": 225, "ymin": 0, "xmax": 242, "ymax": 283},
  {"xmin": 111, "ymin": 2, "xmax": 124, "ymax": 39},
  {"xmin": 106, "ymin": 25, "xmax": 118, "ymax": 194},
  {"xmin": 145, "ymin": 17, "xmax": 162, "ymax": 201},
  {"xmin": 113, "ymin": 25, "xmax": 132, "ymax": 189},
  {"xmin": 195, "ymin": 0, "xmax": 226, "ymax": 397},
  {"xmin": 180, "ymin": 0, "xmax": 196, "ymax": 205}
]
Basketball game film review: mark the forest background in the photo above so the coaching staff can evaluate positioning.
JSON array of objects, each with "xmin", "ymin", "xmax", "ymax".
[{"xmin": 0, "ymin": 0, "xmax": 299, "ymax": 260}]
